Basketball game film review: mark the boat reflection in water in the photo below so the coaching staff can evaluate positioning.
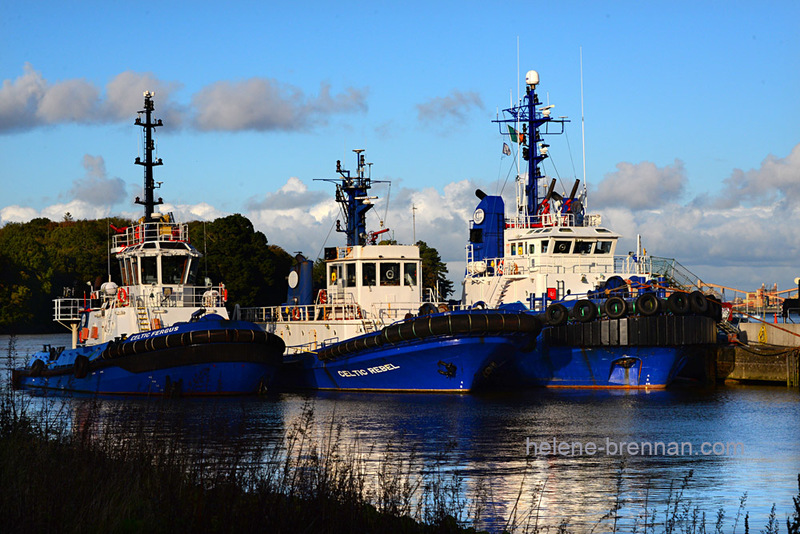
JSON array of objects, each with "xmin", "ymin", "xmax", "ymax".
[{"xmin": 7, "ymin": 338, "xmax": 795, "ymax": 534}]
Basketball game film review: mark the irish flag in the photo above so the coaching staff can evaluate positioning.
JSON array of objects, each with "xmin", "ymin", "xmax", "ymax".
[{"xmin": 508, "ymin": 125, "xmax": 525, "ymax": 144}]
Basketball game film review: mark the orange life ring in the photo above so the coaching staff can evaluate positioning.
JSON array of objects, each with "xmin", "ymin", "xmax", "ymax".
[
  {"xmin": 117, "ymin": 288, "xmax": 128, "ymax": 305},
  {"xmin": 319, "ymin": 289, "xmax": 328, "ymax": 304},
  {"xmin": 497, "ymin": 260, "xmax": 504, "ymax": 275},
  {"xmin": 292, "ymin": 307, "xmax": 301, "ymax": 321},
  {"xmin": 355, "ymin": 307, "xmax": 362, "ymax": 319}
]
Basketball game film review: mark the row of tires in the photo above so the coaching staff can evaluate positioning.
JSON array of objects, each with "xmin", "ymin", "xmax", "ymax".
[
  {"xmin": 545, "ymin": 291, "xmax": 722, "ymax": 327},
  {"xmin": 100, "ymin": 328, "xmax": 277, "ymax": 360},
  {"xmin": 317, "ymin": 311, "xmax": 543, "ymax": 361},
  {"xmin": 26, "ymin": 329, "xmax": 283, "ymax": 380},
  {"xmin": 544, "ymin": 315, "xmax": 718, "ymax": 347}
]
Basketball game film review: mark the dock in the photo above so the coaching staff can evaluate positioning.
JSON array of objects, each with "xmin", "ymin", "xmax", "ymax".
[{"xmin": 715, "ymin": 322, "xmax": 800, "ymax": 387}]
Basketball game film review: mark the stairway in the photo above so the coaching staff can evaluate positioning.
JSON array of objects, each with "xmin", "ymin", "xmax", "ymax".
[{"xmin": 136, "ymin": 305, "xmax": 150, "ymax": 332}]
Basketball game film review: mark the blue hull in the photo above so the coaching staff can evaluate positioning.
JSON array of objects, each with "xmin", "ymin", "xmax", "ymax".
[
  {"xmin": 279, "ymin": 334, "xmax": 531, "ymax": 393},
  {"xmin": 13, "ymin": 316, "xmax": 284, "ymax": 396},
  {"xmin": 512, "ymin": 337, "xmax": 691, "ymax": 388},
  {"xmin": 15, "ymin": 359, "xmax": 276, "ymax": 396}
]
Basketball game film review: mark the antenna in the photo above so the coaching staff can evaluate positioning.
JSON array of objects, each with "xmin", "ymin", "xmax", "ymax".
[
  {"xmin": 580, "ymin": 47, "xmax": 587, "ymax": 210},
  {"xmin": 412, "ymin": 204, "xmax": 417, "ymax": 243}
]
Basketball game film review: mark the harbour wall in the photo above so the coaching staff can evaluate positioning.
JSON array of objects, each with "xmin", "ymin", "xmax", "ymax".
[{"xmin": 718, "ymin": 323, "xmax": 800, "ymax": 387}]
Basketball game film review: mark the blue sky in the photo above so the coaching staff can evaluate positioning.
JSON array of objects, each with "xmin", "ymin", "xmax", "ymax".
[{"xmin": 2, "ymin": 1, "xmax": 799, "ymax": 293}]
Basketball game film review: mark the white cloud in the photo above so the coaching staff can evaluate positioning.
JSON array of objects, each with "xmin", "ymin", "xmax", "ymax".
[
  {"xmin": 68, "ymin": 155, "xmax": 127, "ymax": 206},
  {"xmin": 191, "ymin": 79, "xmax": 368, "ymax": 132},
  {"xmin": 591, "ymin": 159, "xmax": 687, "ymax": 210},
  {"xmin": 0, "ymin": 205, "xmax": 39, "ymax": 224},
  {"xmin": 416, "ymin": 89, "xmax": 484, "ymax": 126},
  {"xmin": 593, "ymin": 144, "xmax": 800, "ymax": 290}
]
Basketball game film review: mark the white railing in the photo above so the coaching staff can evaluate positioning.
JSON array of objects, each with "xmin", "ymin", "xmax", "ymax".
[
  {"xmin": 110, "ymin": 284, "xmax": 227, "ymax": 309},
  {"xmin": 112, "ymin": 222, "xmax": 189, "ymax": 249},
  {"xmin": 502, "ymin": 212, "xmax": 601, "ymax": 229},
  {"xmin": 54, "ymin": 298, "xmax": 84, "ymax": 321}
]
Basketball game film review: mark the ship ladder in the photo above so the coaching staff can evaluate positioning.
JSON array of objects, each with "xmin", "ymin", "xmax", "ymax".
[
  {"xmin": 493, "ymin": 278, "xmax": 513, "ymax": 307},
  {"xmin": 136, "ymin": 305, "xmax": 150, "ymax": 332}
]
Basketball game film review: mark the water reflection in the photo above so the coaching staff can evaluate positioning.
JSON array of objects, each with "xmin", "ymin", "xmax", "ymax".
[{"xmin": 4, "ymin": 334, "xmax": 800, "ymax": 532}]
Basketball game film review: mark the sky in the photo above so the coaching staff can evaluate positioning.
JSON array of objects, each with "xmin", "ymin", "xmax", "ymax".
[{"xmin": 2, "ymin": 1, "xmax": 799, "ymax": 296}]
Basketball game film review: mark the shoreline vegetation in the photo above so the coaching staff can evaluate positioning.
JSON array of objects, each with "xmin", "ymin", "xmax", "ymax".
[{"xmin": 3, "ymin": 337, "xmax": 800, "ymax": 534}]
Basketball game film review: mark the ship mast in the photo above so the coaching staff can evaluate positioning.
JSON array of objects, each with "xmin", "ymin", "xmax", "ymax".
[
  {"xmin": 494, "ymin": 71, "xmax": 568, "ymax": 221},
  {"xmin": 134, "ymin": 91, "xmax": 164, "ymax": 222}
]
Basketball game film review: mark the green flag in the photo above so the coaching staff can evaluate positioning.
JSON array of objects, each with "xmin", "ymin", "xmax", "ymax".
[{"xmin": 508, "ymin": 125, "xmax": 525, "ymax": 144}]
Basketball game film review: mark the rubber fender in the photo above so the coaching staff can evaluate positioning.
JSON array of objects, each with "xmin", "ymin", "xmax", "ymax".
[
  {"xmin": 545, "ymin": 303, "xmax": 569, "ymax": 326},
  {"xmin": 688, "ymin": 291, "xmax": 708, "ymax": 314},
  {"xmin": 604, "ymin": 296, "xmax": 627, "ymax": 320},
  {"xmin": 667, "ymin": 292, "xmax": 691, "ymax": 315},
  {"xmin": 74, "ymin": 355, "xmax": 90, "ymax": 379},
  {"xmin": 636, "ymin": 293, "xmax": 660, "ymax": 317},
  {"xmin": 572, "ymin": 300, "xmax": 598, "ymax": 323},
  {"xmin": 30, "ymin": 359, "xmax": 45, "ymax": 377}
]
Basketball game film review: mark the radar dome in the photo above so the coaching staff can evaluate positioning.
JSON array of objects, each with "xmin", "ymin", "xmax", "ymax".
[{"xmin": 526, "ymin": 70, "xmax": 540, "ymax": 87}]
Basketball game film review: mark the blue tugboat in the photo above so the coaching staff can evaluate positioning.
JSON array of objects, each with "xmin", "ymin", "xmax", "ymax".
[
  {"xmin": 462, "ymin": 70, "xmax": 719, "ymax": 388},
  {"xmin": 244, "ymin": 151, "xmax": 541, "ymax": 392},
  {"xmin": 12, "ymin": 92, "xmax": 284, "ymax": 396}
]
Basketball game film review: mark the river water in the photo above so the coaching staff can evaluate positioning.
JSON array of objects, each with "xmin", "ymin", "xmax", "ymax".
[{"xmin": 4, "ymin": 333, "xmax": 799, "ymax": 532}]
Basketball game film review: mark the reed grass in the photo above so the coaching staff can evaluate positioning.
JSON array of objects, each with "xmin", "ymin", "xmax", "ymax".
[{"xmin": 3, "ymin": 335, "xmax": 800, "ymax": 534}]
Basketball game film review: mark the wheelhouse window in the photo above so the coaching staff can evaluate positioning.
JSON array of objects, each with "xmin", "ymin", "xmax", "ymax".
[
  {"xmin": 162, "ymin": 256, "xmax": 188, "ymax": 285},
  {"xmin": 529, "ymin": 243, "xmax": 535, "ymax": 254},
  {"xmin": 596, "ymin": 241, "xmax": 613, "ymax": 254},
  {"xmin": 141, "ymin": 257, "xmax": 158, "ymax": 284},
  {"xmin": 553, "ymin": 240, "xmax": 571, "ymax": 254},
  {"xmin": 541, "ymin": 241, "xmax": 549, "ymax": 253},
  {"xmin": 345, "ymin": 263, "xmax": 356, "ymax": 287},
  {"xmin": 362, "ymin": 262, "xmax": 376, "ymax": 286},
  {"xmin": 329, "ymin": 264, "xmax": 343, "ymax": 285},
  {"xmin": 403, "ymin": 263, "xmax": 417, "ymax": 286},
  {"xmin": 119, "ymin": 260, "xmax": 129, "ymax": 286},
  {"xmin": 380, "ymin": 263, "xmax": 400, "ymax": 286},
  {"xmin": 185, "ymin": 260, "xmax": 198, "ymax": 286},
  {"xmin": 573, "ymin": 241, "xmax": 593, "ymax": 254}
]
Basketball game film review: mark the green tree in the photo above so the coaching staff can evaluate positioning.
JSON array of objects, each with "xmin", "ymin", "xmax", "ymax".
[
  {"xmin": 416, "ymin": 240, "xmax": 453, "ymax": 301},
  {"xmin": 187, "ymin": 214, "xmax": 292, "ymax": 307}
]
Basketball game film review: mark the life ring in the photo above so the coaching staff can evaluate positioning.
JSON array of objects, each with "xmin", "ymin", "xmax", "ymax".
[
  {"xmin": 117, "ymin": 288, "xmax": 128, "ymax": 305},
  {"xmin": 331, "ymin": 271, "xmax": 337, "ymax": 283},
  {"xmin": 325, "ymin": 310, "xmax": 331, "ymax": 320},
  {"xmin": 511, "ymin": 262, "xmax": 519, "ymax": 275},
  {"xmin": 497, "ymin": 260, "xmax": 504, "ymax": 275},
  {"xmin": 355, "ymin": 307, "xmax": 362, "ymax": 319},
  {"xmin": 292, "ymin": 307, "xmax": 301, "ymax": 321},
  {"xmin": 319, "ymin": 290, "xmax": 328, "ymax": 304}
]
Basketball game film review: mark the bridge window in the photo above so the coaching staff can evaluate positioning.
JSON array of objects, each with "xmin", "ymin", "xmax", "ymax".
[
  {"xmin": 404, "ymin": 263, "xmax": 417, "ymax": 286},
  {"xmin": 362, "ymin": 263, "xmax": 376, "ymax": 286},
  {"xmin": 529, "ymin": 243, "xmax": 535, "ymax": 254},
  {"xmin": 596, "ymin": 241, "xmax": 612, "ymax": 254},
  {"xmin": 345, "ymin": 263, "xmax": 356, "ymax": 287},
  {"xmin": 553, "ymin": 240, "xmax": 571, "ymax": 254},
  {"xmin": 380, "ymin": 263, "xmax": 400, "ymax": 286},
  {"xmin": 541, "ymin": 241, "xmax": 549, "ymax": 253},
  {"xmin": 329, "ymin": 264, "xmax": 342, "ymax": 286},
  {"xmin": 141, "ymin": 257, "xmax": 158, "ymax": 284},
  {"xmin": 162, "ymin": 256, "xmax": 188, "ymax": 285},
  {"xmin": 573, "ymin": 241, "xmax": 593, "ymax": 254}
]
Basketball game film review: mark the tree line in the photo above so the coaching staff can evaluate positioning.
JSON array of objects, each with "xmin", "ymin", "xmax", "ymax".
[{"xmin": 0, "ymin": 214, "xmax": 452, "ymax": 334}]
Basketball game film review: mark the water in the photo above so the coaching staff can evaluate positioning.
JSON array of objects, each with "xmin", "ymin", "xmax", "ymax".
[{"xmin": 4, "ymin": 334, "xmax": 799, "ymax": 532}]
